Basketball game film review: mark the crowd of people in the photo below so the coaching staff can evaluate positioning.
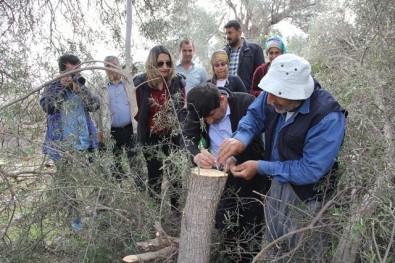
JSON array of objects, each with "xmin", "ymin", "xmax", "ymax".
[{"xmin": 39, "ymin": 19, "xmax": 346, "ymax": 262}]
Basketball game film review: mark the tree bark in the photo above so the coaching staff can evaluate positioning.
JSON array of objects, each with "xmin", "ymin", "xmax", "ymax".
[
  {"xmin": 124, "ymin": 0, "xmax": 138, "ymax": 133},
  {"xmin": 177, "ymin": 168, "xmax": 228, "ymax": 263}
]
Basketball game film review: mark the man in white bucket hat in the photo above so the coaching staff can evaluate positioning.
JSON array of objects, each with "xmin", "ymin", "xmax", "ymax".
[{"xmin": 218, "ymin": 54, "xmax": 347, "ymax": 261}]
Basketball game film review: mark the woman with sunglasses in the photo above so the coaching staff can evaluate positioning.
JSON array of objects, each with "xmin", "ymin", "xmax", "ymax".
[
  {"xmin": 133, "ymin": 45, "xmax": 186, "ymax": 217},
  {"xmin": 208, "ymin": 50, "xmax": 247, "ymax": 93}
]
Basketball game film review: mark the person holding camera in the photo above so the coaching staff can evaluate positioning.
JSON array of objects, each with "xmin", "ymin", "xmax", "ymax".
[{"xmin": 40, "ymin": 54, "xmax": 100, "ymax": 229}]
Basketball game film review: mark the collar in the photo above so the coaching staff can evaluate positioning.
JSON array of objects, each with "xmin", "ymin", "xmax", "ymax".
[
  {"xmin": 108, "ymin": 79, "xmax": 124, "ymax": 86},
  {"xmin": 177, "ymin": 61, "xmax": 195, "ymax": 67},
  {"xmin": 225, "ymin": 37, "xmax": 245, "ymax": 51},
  {"xmin": 216, "ymin": 104, "xmax": 231, "ymax": 125},
  {"xmin": 297, "ymin": 97, "xmax": 311, "ymax": 115},
  {"xmin": 225, "ymin": 104, "xmax": 231, "ymax": 117}
]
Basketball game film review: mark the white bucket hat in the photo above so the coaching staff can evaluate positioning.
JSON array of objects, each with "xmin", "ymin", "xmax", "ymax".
[{"xmin": 258, "ymin": 54, "xmax": 314, "ymax": 100}]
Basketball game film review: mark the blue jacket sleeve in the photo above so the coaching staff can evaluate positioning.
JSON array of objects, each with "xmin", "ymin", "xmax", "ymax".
[
  {"xmin": 78, "ymin": 85, "xmax": 100, "ymax": 112},
  {"xmin": 233, "ymin": 93, "xmax": 268, "ymax": 146},
  {"xmin": 39, "ymin": 83, "xmax": 65, "ymax": 115},
  {"xmin": 39, "ymin": 82, "xmax": 100, "ymax": 114},
  {"xmin": 257, "ymin": 111, "xmax": 346, "ymax": 185}
]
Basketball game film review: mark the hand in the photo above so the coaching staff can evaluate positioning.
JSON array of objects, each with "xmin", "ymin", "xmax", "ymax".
[
  {"xmin": 224, "ymin": 156, "xmax": 237, "ymax": 172},
  {"xmin": 61, "ymin": 75, "xmax": 79, "ymax": 92},
  {"xmin": 193, "ymin": 149, "xmax": 216, "ymax": 169},
  {"xmin": 218, "ymin": 138, "xmax": 245, "ymax": 164},
  {"xmin": 230, "ymin": 160, "xmax": 258, "ymax": 180}
]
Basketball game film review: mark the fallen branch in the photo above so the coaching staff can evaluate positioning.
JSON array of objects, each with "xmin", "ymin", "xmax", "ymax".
[
  {"xmin": 7, "ymin": 170, "xmax": 54, "ymax": 179},
  {"xmin": 123, "ymin": 246, "xmax": 177, "ymax": 263},
  {"xmin": 0, "ymin": 64, "xmax": 133, "ymax": 111},
  {"xmin": 123, "ymin": 221, "xmax": 179, "ymax": 263}
]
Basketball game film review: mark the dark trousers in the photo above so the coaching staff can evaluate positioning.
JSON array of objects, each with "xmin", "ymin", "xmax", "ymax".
[
  {"xmin": 216, "ymin": 175, "xmax": 268, "ymax": 263},
  {"xmin": 110, "ymin": 124, "xmax": 136, "ymax": 181},
  {"xmin": 143, "ymin": 133, "xmax": 181, "ymax": 211}
]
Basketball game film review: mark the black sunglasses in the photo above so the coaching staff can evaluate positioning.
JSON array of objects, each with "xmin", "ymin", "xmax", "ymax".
[{"xmin": 157, "ymin": 61, "xmax": 172, "ymax": 67}]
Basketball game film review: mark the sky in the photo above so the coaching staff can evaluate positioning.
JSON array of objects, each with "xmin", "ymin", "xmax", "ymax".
[
  {"xmin": 127, "ymin": 2, "xmax": 308, "ymax": 64},
  {"xmin": 30, "ymin": 0, "xmax": 309, "ymax": 77}
]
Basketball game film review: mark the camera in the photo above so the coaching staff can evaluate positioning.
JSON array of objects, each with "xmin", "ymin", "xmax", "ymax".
[{"xmin": 71, "ymin": 74, "xmax": 86, "ymax": 86}]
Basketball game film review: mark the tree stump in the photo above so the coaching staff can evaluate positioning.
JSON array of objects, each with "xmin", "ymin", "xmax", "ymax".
[{"xmin": 177, "ymin": 168, "xmax": 228, "ymax": 263}]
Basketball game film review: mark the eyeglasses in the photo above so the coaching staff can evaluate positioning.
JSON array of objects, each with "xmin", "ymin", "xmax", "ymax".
[
  {"xmin": 214, "ymin": 62, "xmax": 227, "ymax": 68},
  {"xmin": 157, "ymin": 61, "xmax": 172, "ymax": 67}
]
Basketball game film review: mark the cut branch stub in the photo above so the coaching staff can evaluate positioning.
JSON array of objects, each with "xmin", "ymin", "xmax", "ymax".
[{"xmin": 177, "ymin": 168, "xmax": 228, "ymax": 263}]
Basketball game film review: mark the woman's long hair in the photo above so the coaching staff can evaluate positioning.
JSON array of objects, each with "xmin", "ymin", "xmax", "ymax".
[{"xmin": 145, "ymin": 45, "xmax": 176, "ymax": 89}]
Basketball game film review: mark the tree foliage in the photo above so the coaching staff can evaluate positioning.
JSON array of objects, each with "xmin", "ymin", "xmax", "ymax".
[
  {"xmin": 1, "ymin": 0, "xmax": 395, "ymax": 262},
  {"xmin": 306, "ymin": 0, "xmax": 395, "ymax": 262},
  {"xmin": 212, "ymin": 0, "xmax": 320, "ymax": 42}
]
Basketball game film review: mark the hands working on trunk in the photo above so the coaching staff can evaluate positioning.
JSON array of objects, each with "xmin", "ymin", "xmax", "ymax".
[
  {"xmin": 192, "ymin": 138, "xmax": 259, "ymax": 180},
  {"xmin": 193, "ymin": 149, "xmax": 216, "ymax": 169}
]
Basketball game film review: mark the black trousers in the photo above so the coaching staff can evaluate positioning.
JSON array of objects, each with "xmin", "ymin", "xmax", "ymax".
[
  {"xmin": 110, "ymin": 124, "xmax": 136, "ymax": 180},
  {"xmin": 143, "ymin": 133, "xmax": 181, "ymax": 210},
  {"xmin": 216, "ymin": 175, "xmax": 268, "ymax": 263}
]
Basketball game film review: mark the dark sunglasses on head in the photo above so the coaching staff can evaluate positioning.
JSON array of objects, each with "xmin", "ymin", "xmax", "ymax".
[
  {"xmin": 157, "ymin": 61, "xmax": 172, "ymax": 67},
  {"xmin": 214, "ymin": 62, "xmax": 227, "ymax": 67}
]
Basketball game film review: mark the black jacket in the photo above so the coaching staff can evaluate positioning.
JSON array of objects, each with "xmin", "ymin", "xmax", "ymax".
[
  {"xmin": 183, "ymin": 89, "xmax": 270, "ymax": 196},
  {"xmin": 224, "ymin": 38, "xmax": 265, "ymax": 92},
  {"xmin": 208, "ymin": 75, "xmax": 247, "ymax": 93}
]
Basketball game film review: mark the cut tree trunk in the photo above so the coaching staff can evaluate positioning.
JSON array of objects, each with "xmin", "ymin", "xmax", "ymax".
[{"xmin": 177, "ymin": 168, "xmax": 228, "ymax": 263}]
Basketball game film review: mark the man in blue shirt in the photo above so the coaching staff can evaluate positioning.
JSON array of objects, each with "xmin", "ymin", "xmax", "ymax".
[
  {"xmin": 96, "ymin": 56, "xmax": 142, "ymax": 187},
  {"xmin": 176, "ymin": 39, "xmax": 208, "ymax": 95},
  {"xmin": 218, "ymin": 54, "xmax": 346, "ymax": 262}
]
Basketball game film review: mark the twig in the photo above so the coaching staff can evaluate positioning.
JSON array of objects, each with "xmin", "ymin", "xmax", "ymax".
[
  {"xmin": 123, "ymin": 221, "xmax": 179, "ymax": 262},
  {"xmin": 371, "ymin": 219, "xmax": 383, "ymax": 262},
  {"xmin": 0, "ymin": 65, "xmax": 131, "ymax": 111},
  {"xmin": 252, "ymin": 188, "xmax": 348, "ymax": 263},
  {"xmin": 0, "ymin": 167, "xmax": 18, "ymax": 241},
  {"xmin": 382, "ymin": 210, "xmax": 395, "ymax": 263},
  {"xmin": 6, "ymin": 170, "xmax": 54, "ymax": 179}
]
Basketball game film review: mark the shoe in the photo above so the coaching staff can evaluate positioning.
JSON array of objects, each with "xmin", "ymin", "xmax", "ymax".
[{"xmin": 71, "ymin": 219, "xmax": 83, "ymax": 231}]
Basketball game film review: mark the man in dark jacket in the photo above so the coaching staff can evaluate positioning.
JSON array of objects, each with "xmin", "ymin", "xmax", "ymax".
[
  {"xmin": 218, "ymin": 54, "xmax": 347, "ymax": 262},
  {"xmin": 183, "ymin": 83, "xmax": 271, "ymax": 263},
  {"xmin": 223, "ymin": 20, "xmax": 265, "ymax": 92}
]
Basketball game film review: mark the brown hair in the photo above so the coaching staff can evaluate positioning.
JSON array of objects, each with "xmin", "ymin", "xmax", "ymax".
[{"xmin": 145, "ymin": 45, "xmax": 176, "ymax": 89}]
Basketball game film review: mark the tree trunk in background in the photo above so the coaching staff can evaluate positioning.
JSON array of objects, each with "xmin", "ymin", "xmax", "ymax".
[
  {"xmin": 125, "ymin": 0, "xmax": 138, "ymax": 132},
  {"xmin": 178, "ymin": 168, "xmax": 228, "ymax": 263}
]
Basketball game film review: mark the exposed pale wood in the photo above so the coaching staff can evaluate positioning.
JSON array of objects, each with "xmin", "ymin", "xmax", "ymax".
[{"xmin": 191, "ymin": 167, "xmax": 228, "ymax": 177}]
